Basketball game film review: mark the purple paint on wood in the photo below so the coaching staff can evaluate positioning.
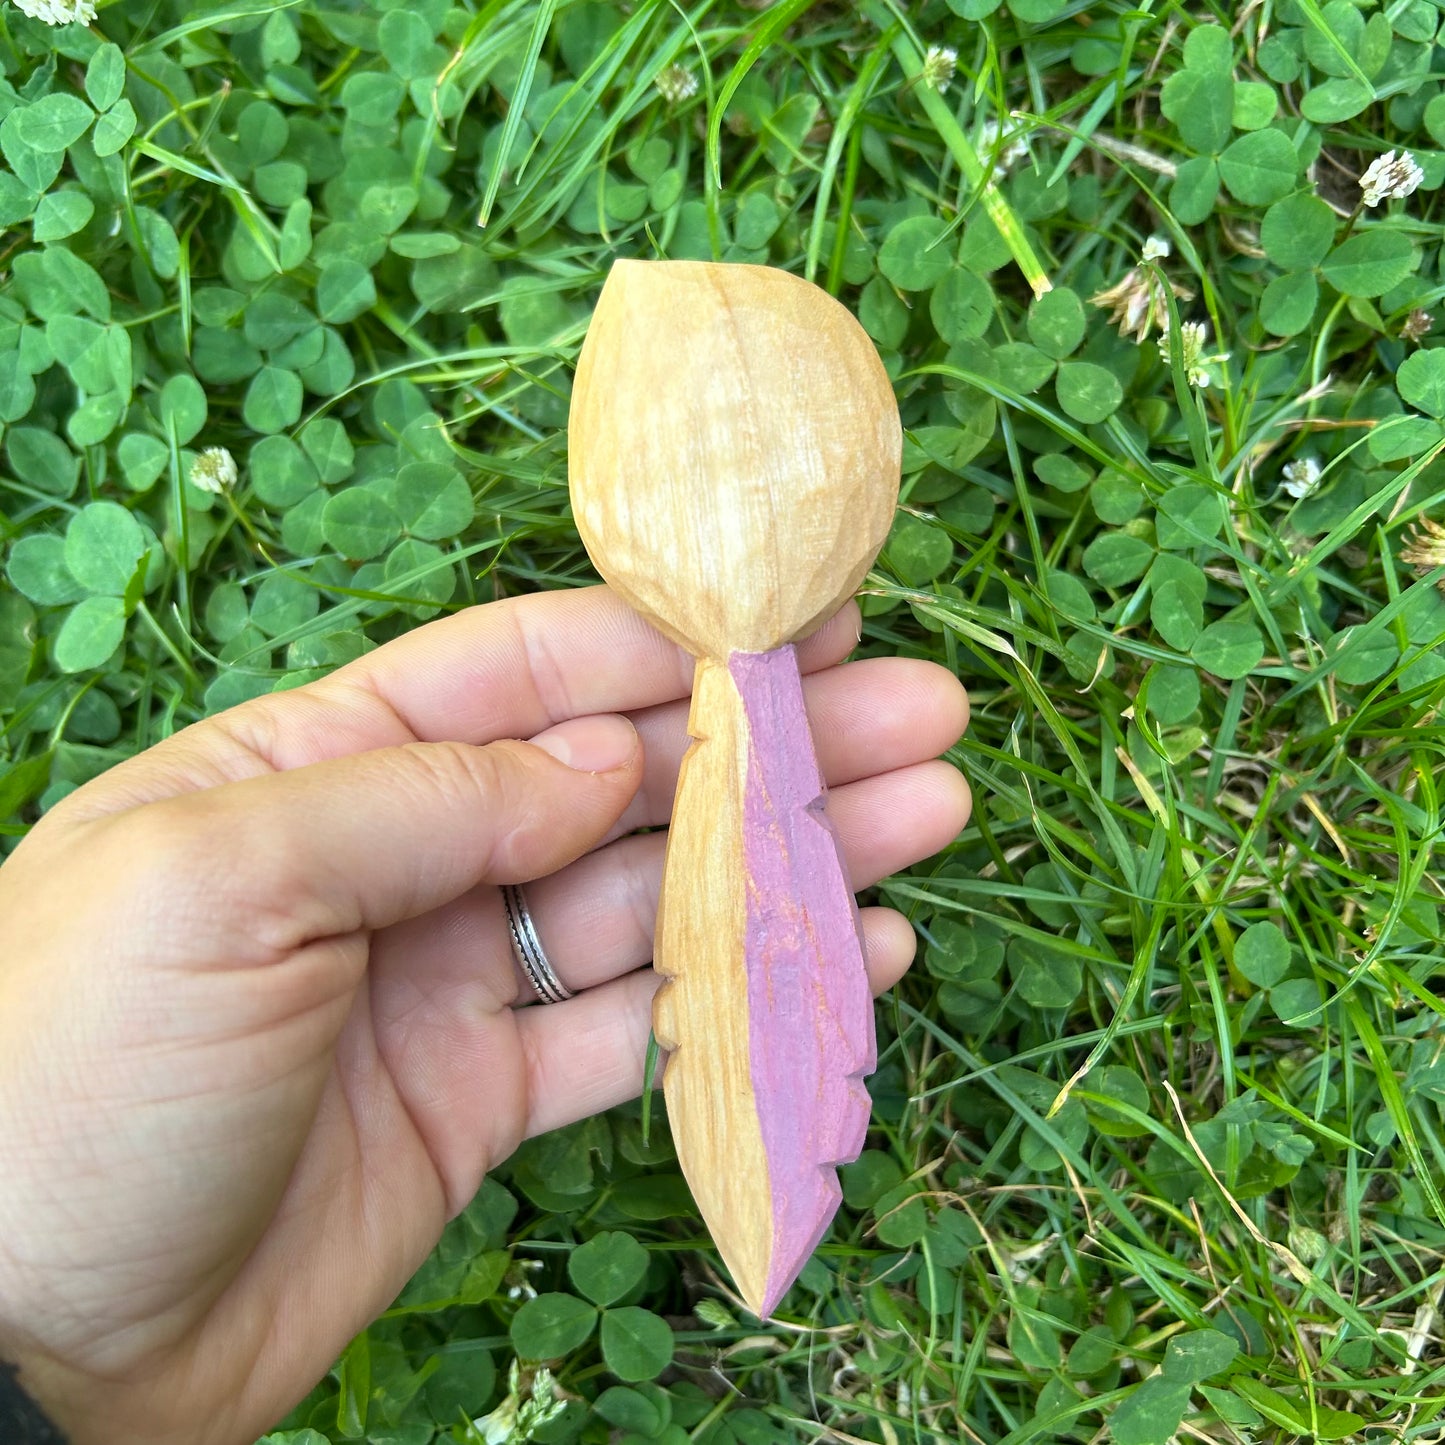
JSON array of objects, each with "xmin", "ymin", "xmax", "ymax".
[{"xmin": 730, "ymin": 645, "xmax": 876, "ymax": 1318}]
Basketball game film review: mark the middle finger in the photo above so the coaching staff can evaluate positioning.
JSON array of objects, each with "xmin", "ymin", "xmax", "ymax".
[
  {"xmin": 612, "ymin": 655, "xmax": 969, "ymax": 836},
  {"xmin": 511, "ymin": 757, "xmax": 971, "ymax": 997}
]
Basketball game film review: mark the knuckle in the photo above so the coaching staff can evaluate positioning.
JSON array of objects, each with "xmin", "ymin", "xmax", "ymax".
[
  {"xmin": 394, "ymin": 740, "xmax": 541, "ymax": 881},
  {"xmin": 620, "ymin": 847, "xmax": 659, "ymax": 952},
  {"xmin": 400, "ymin": 739, "xmax": 505, "ymax": 812}
]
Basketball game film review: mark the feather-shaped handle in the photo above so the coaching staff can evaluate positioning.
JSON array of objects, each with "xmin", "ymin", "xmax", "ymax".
[{"xmin": 652, "ymin": 646, "xmax": 875, "ymax": 1318}]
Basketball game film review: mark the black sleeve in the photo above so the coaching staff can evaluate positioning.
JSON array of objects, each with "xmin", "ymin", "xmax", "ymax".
[{"xmin": 0, "ymin": 1360, "xmax": 68, "ymax": 1444}]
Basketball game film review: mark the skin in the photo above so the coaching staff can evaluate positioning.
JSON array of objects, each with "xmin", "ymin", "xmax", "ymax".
[{"xmin": 0, "ymin": 586, "xmax": 971, "ymax": 1445}]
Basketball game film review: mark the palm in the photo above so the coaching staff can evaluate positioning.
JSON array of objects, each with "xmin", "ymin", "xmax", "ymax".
[{"xmin": 0, "ymin": 588, "xmax": 969, "ymax": 1445}]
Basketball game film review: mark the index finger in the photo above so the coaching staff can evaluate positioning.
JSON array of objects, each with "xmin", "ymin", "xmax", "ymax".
[
  {"xmin": 55, "ymin": 586, "xmax": 863, "ymax": 818},
  {"xmin": 325, "ymin": 585, "xmax": 863, "ymax": 747}
]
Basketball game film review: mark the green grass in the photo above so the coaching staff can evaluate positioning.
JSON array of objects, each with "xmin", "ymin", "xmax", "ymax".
[{"xmin": 4, "ymin": 1, "xmax": 1445, "ymax": 1442}]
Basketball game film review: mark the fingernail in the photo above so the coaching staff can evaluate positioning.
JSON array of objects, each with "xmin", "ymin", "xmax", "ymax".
[{"xmin": 530, "ymin": 714, "xmax": 637, "ymax": 773}]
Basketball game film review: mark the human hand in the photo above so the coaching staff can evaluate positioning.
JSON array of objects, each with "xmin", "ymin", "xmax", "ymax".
[{"xmin": 0, "ymin": 586, "xmax": 970, "ymax": 1445}]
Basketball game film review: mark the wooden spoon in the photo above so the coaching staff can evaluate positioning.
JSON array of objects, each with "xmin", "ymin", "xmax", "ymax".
[{"xmin": 568, "ymin": 260, "xmax": 901, "ymax": 1317}]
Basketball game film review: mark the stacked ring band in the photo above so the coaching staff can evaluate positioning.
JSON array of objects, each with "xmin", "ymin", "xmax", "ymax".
[{"xmin": 501, "ymin": 883, "xmax": 574, "ymax": 1004}]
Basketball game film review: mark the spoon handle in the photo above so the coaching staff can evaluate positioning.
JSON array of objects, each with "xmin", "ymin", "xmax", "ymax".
[{"xmin": 652, "ymin": 645, "xmax": 875, "ymax": 1318}]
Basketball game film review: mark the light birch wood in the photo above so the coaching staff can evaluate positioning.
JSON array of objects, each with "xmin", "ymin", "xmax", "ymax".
[
  {"xmin": 569, "ymin": 260, "xmax": 900, "ymax": 655},
  {"xmin": 568, "ymin": 259, "xmax": 901, "ymax": 1317},
  {"xmin": 649, "ymin": 657, "xmax": 773, "ymax": 1308}
]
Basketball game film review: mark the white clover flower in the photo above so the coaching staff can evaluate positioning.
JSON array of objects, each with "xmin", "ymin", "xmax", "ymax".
[
  {"xmin": 474, "ymin": 1391, "xmax": 519, "ymax": 1445},
  {"xmin": 504, "ymin": 1257, "xmax": 542, "ymax": 1301},
  {"xmin": 976, "ymin": 117, "xmax": 1029, "ymax": 174},
  {"xmin": 654, "ymin": 63, "xmax": 698, "ymax": 105},
  {"xmin": 527, "ymin": 1367, "xmax": 563, "ymax": 1419},
  {"xmin": 472, "ymin": 1361, "xmax": 566, "ymax": 1445},
  {"xmin": 1160, "ymin": 320, "xmax": 1207, "ymax": 370},
  {"xmin": 1281, "ymin": 456, "xmax": 1322, "ymax": 500},
  {"xmin": 189, "ymin": 447, "xmax": 237, "ymax": 495},
  {"xmin": 1092, "ymin": 244, "xmax": 1192, "ymax": 342},
  {"xmin": 1159, "ymin": 319, "xmax": 1229, "ymax": 388},
  {"xmin": 11, "ymin": 0, "xmax": 96, "ymax": 24},
  {"xmin": 1092, "ymin": 271, "xmax": 1155, "ymax": 340},
  {"xmin": 1401, "ymin": 308, "xmax": 1433, "ymax": 343},
  {"xmin": 1401, "ymin": 515, "xmax": 1445, "ymax": 570},
  {"xmin": 1091, "ymin": 234, "xmax": 1186, "ymax": 344},
  {"xmin": 1359, "ymin": 150, "xmax": 1424, "ymax": 208},
  {"xmin": 921, "ymin": 44, "xmax": 958, "ymax": 93}
]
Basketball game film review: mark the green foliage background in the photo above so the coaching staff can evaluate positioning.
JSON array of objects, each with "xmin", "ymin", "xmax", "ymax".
[{"xmin": 3, "ymin": 0, "xmax": 1445, "ymax": 1441}]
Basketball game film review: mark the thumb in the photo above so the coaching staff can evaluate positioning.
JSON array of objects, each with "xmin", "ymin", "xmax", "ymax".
[{"xmin": 124, "ymin": 713, "xmax": 641, "ymax": 948}]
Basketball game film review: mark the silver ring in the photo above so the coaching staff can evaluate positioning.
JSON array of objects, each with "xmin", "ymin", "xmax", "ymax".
[{"xmin": 501, "ymin": 884, "xmax": 574, "ymax": 1004}]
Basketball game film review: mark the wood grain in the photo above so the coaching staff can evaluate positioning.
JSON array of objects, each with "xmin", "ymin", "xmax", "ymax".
[
  {"xmin": 568, "ymin": 259, "xmax": 901, "ymax": 1317},
  {"xmin": 650, "ymin": 655, "xmax": 773, "ymax": 1308},
  {"xmin": 569, "ymin": 259, "xmax": 900, "ymax": 656},
  {"xmin": 651, "ymin": 648, "xmax": 876, "ymax": 1318}
]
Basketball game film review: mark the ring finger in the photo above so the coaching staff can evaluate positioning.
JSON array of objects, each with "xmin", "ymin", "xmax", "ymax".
[{"xmin": 504, "ymin": 757, "xmax": 970, "ymax": 1002}]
